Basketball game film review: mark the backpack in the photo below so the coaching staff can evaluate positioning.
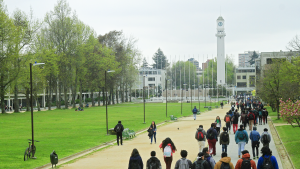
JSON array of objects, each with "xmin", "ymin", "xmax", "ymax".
[
  {"xmin": 130, "ymin": 159, "xmax": 140, "ymax": 169},
  {"xmin": 262, "ymin": 110, "xmax": 266, "ymax": 116},
  {"xmin": 207, "ymin": 129, "xmax": 214, "ymax": 140},
  {"xmin": 205, "ymin": 156, "xmax": 212, "ymax": 169},
  {"xmin": 262, "ymin": 134, "xmax": 270, "ymax": 144},
  {"xmin": 195, "ymin": 160, "xmax": 206, "ymax": 169},
  {"xmin": 193, "ymin": 108, "xmax": 197, "ymax": 113},
  {"xmin": 179, "ymin": 159, "xmax": 189, "ymax": 169},
  {"xmin": 259, "ymin": 111, "xmax": 262, "ymax": 116},
  {"xmin": 163, "ymin": 145, "xmax": 172, "ymax": 157},
  {"xmin": 226, "ymin": 116, "xmax": 230, "ymax": 123},
  {"xmin": 196, "ymin": 131, "xmax": 205, "ymax": 141},
  {"xmin": 221, "ymin": 132, "xmax": 229, "ymax": 143},
  {"xmin": 249, "ymin": 113, "xmax": 254, "ymax": 120},
  {"xmin": 220, "ymin": 162, "xmax": 230, "ymax": 169},
  {"xmin": 231, "ymin": 107, "xmax": 234, "ymax": 111},
  {"xmin": 115, "ymin": 124, "xmax": 121, "ymax": 132},
  {"xmin": 148, "ymin": 159, "xmax": 158, "ymax": 169},
  {"xmin": 241, "ymin": 158, "xmax": 251, "ymax": 169},
  {"xmin": 237, "ymin": 131, "xmax": 245, "ymax": 140},
  {"xmin": 263, "ymin": 156, "xmax": 274, "ymax": 169}
]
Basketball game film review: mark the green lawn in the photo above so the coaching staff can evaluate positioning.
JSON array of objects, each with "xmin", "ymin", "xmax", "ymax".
[
  {"xmin": 0, "ymin": 101, "xmax": 220, "ymax": 169},
  {"xmin": 265, "ymin": 106, "xmax": 285, "ymax": 124},
  {"xmin": 276, "ymin": 125, "xmax": 300, "ymax": 168}
]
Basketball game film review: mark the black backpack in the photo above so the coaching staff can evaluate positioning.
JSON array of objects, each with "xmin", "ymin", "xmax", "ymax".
[
  {"xmin": 131, "ymin": 159, "xmax": 140, "ymax": 169},
  {"xmin": 148, "ymin": 159, "xmax": 158, "ymax": 169},
  {"xmin": 207, "ymin": 129, "xmax": 214, "ymax": 140},
  {"xmin": 263, "ymin": 156, "xmax": 274, "ymax": 169},
  {"xmin": 231, "ymin": 107, "xmax": 234, "ymax": 111},
  {"xmin": 249, "ymin": 113, "xmax": 254, "ymax": 120},
  {"xmin": 262, "ymin": 134, "xmax": 270, "ymax": 144},
  {"xmin": 115, "ymin": 124, "xmax": 122, "ymax": 132},
  {"xmin": 221, "ymin": 132, "xmax": 229, "ymax": 142},
  {"xmin": 241, "ymin": 158, "xmax": 251, "ymax": 169},
  {"xmin": 220, "ymin": 162, "xmax": 230, "ymax": 169},
  {"xmin": 196, "ymin": 131, "xmax": 205, "ymax": 141},
  {"xmin": 195, "ymin": 160, "xmax": 206, "ymax": 169}
]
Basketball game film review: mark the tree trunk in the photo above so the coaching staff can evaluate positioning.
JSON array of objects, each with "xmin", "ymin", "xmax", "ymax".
[
  {"xmin": 79, "ymin": 79, "xmax": 83, "ymax": 107},
  {"xmin": 25, "ymin": 88, "xmax": 30, "ymax": 112},
  {"xmin": 277, "ymin": 99, "xmax": 280, "ymax": 120},
  {"xmin": 98, "ymin": 89, "xmax": 101, "ymax": 106},
  {"xmin": 35, "ymin": 92, "xmax": 41, "ymax": 111},
  {"xmin": 72, "ymin": 75, "xmax": 77, "ymax": 108},
  {"xmin": 102, "ymin": 87, "xmax": 105, "ymax": 106},
  {"xmin": 14, "ymin": 85, "xmax": 20, "ymax": 113},
  {"xmin": 64, "ymin": 86, "xmax": 68, "ymax": 109},
  {"xmin": 112, "ymin": 88, "xmax": 115, "ymax": 105},
  {"xmin": 0, "ymin": 84, "xmax": 5, "ymax": 113},
  {"xmin": 129, "ymin": 87, "xmax": 132, "ymax": 102},
  {"xmin": 116, "ymin": 86, "xmax": 119, "ymax": 104},
  {"xmin": 47, "ymin": 86, "xmax": 51, "ymax": 110},
  {"xmin": 58, "ymin": 81, "xmax": 61, "ymax": 109},
  {"xmin": 125, "ymin": 83, "xmax": 128, "ymax": 102},
  {"xmin": 91, "ymin": 90, "xmax": 95, "ymax": 107}
]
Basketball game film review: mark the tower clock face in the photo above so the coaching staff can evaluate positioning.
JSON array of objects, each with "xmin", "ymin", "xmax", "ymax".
[{"xmin": 218, "ymin": 22, "xmax": 223, "ymax": 26}]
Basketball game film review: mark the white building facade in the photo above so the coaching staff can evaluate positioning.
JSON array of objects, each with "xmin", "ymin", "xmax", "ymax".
[{"xmin": 216, "ymin": 16, "xmax": 226, "ymax": 85}]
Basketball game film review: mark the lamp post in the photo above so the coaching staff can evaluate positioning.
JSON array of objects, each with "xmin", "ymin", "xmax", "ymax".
[
  {"xmin": 198, "ymin": 85, "xmax": 201, "ymax": 110},
  {"xmin": 105, "ymin": 70, "xmax": 115, "ymax": 135},
  {"xmin": 30, "ymin": 62, "xmax": 45, "ymax": 158},
  {"xmin": 191, "ymin": 84, "xmax": 195, "ymax": 110},
  {"xmin": 143, "ymin": 75, "xmax": 146, "ymax": 123},
  {"xmin": 182, "ymin": 83, "xmax": 187, "ymax": 115}
]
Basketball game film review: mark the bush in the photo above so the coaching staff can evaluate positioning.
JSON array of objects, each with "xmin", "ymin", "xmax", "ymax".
[
  {"xmin": 85, "ymin": 98, "xmax": 92, "ymax": 102},
  {"xmin": 280, "ymin": 98, "xmax": 300, "ymax": 127}
]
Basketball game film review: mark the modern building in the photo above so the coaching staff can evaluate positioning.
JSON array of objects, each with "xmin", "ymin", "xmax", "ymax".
[
  {"xmin": 234, "ymin": 67, "xmax": 256, "ymax": 94},
  {"xmin": 238, "ymin": 51, "xmax": 260, "ymax": 67},
  {"xmin": 216, "ymin": 16, "xmax": 226, "ymax": 85},
  {"xmin": 188, "ymin": 58, "xmax": 199, "ymax": 68}
]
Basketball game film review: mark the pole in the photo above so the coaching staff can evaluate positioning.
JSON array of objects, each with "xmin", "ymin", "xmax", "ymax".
[
  {"xmin": 105, "ymin": 71, "xmax": 108, "ymax": 135},
  {"xmin": 143, "ymin": 76, "xmax": 145, "ymax": 123},
  {"xmin": 181, "ymin": 85, "xmax": 183, "ymax": 115},
  {"xmin": 191, "ymin": 85, "xmax": 192, "ymax": 110},
  {"xmin": 30, "ymin": 63, "xmax": 35, "ymax": 158},
  {"xmin": 205, "ymin": 85, "xmax": 206, "ymax": 107},
  {"xmin": 166, "ymin": 79, "xmax": 167, "ymax": 117}
]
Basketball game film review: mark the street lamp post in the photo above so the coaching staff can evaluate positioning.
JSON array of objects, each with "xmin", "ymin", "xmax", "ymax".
[
  {"xmin": 30, "ymin": 62, "xmax": 45, "ymax": 158},
  {"xmin": 198, "ymin": 85, "xmax": 201, "ymax": 110},
  {"xmin": 105, "ymin": 70, "xmax": 115, "ymax": 135},
  {"xmin": 182, "ymin": 83, "xmax": 187, "ymax": 115},
  {"xmin": 205, "ymin": 85, "xmax": 207, "ymax": 107},
  {"xmin": 143, "ymin": 75, "xmax": 146, "ymax": 123},
  {"xmin": 165, "ymin": 79, "xmax": 167, "ymax": 117}
]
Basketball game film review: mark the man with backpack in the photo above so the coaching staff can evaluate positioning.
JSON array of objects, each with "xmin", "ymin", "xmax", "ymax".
[
  {"xmin": 235, "ymin": 125, "xmax": 249, "ymax": 158},
  {"xmin": 206, "ymin": 123, "xmax": 218, "ymax": 156},
  {"xmin": 260, "ymin": 128, "xmax": 271, "ymax": 148},
  {"xmin": 214, "ymin": 152, "xmax": 234, "ymax": 169},
  {"xmin": 247, "ymin": 111, "xmax": 255, "ymax": 131},
  {"xmin": 257, "ymin": 147, "xmax": 279, "ymax": 169},
  {"xmin": 262, "ymin": 108, "xmax": 268, "ymax": 125},
  {"xmin": 258, "ymin": 109, "xmax": 263, "ymax": 125},
  {"xmin": 202, "ymin": 147, "xmax": 216, "ymax": 169},
  {"xmin": 193, "ymin": 106, "xmax": 198, "ymax": 120},
  {"xmin": 250, "ymin": 126, "xmax": 261, "ymax": 159},
  {"xmin": 114, "ymin": 121, "xmax": 124, "ymax": 146},
  {"xmin": 224, "ymin": 113, "xmax": 232, "ymax": 134},
  {"xmin": 195, "ymin": 125, "xmax": 207, "ymax": 153},
  {"xmin": 232, "ymin": 112, "xmax": 240, "ymax": 134},
  {"xmin": 146, "ymin": 151, "xmax": 162, "ymax": 169},
  {"xmin": 253, "ymin": 109, "xmax": 259, "ymax": 126},
  {"xmin": 240, "ymin": 112, "xmax": 248, "ymax": 130},
  {"xmin": 219, "ymin": 127, "xmax": 230, "ymax": 153},
  {"xmin": 235, "ymin": 150, "xmax": 257, "ymax": 169},
  {"xmin": 174, "ymin": 150, "xmax": 192, "ymax": 169},
  {"xmin": 191, "ymin": 152, "xmax": 210, "ymax": 169}
]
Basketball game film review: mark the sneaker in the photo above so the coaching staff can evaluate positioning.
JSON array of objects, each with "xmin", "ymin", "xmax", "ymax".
[{"xmin": 253, "ymin": 157, "xmax": 256, "ymax": 160}]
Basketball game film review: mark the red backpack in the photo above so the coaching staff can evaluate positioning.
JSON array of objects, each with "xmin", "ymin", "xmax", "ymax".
[
  {"xmin": 226, "ymin": 116, "xmax": 230, "ymax": 123},
  {"xmin": 196, "ymin": 131, "xmax": 204, "ymax": 141}
]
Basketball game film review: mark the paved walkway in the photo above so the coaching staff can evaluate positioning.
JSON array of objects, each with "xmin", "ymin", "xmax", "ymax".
[{"xmin": 61, "ymin": 104, "xmax": 283, "ymax": 169}]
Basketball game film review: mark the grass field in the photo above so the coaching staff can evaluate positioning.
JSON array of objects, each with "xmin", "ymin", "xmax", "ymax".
[
  {"xmin": 0, "ymin": 101, "xmax": 221, "ymax": 169},
  {"xmin": 265, "ymin": 106, "xmax": 285, "ymax": 124},
  {"xmin": 276, "ymin": 125, "xmax": 300, "ymax": 168}
]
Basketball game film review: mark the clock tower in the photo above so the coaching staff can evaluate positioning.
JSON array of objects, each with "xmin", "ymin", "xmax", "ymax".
[{"xmin": 216, "ymin": 16, "xmax": 226, "ymax": 85}]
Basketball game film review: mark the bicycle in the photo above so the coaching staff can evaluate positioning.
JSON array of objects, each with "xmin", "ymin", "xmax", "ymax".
[{"xmin": 24, "ymin": 139, "xmax": 39, "ymax": 161}]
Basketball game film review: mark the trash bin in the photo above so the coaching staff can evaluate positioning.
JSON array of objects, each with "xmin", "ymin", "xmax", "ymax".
[{"xmin": 50, "ymin": 151, "xmax": 58, "ymax": 168}]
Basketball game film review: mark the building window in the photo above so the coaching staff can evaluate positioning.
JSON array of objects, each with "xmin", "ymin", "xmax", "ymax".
[
  {"xmin": 243, "ymin": 76, "xmax": 246, "ymax": 79},
  {"xmin": 237, "ymin": 82, "xmax": 247, "ymax": 87},
  {"xmin": 237, "ymin": 76, "xmax": 241, "ymax": 79},
  {"xmin": 148, "ymin": 77, "xmax": 155, "ymax": 81}
]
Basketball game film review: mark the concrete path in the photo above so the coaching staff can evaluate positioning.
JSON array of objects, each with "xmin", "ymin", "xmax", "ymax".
[{"xmin": 60, "ymin": 104, "xmax": 282, "ymax": 169}]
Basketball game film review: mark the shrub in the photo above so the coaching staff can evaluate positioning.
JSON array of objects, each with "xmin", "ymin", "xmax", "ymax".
[{"xmin": 279, "ymin": 98, "xmax": 300, "ymax": 127}]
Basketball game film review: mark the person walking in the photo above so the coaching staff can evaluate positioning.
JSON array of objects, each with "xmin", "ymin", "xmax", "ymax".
[
  {"xmin": 146, "ymin": 151, "xmax": 162, "ymax": 169},
  {"xmin": 128, "ymin": 148, "xmax": 143, "ymax": 169},
  {"xmin": 214, "ymin": 152, "xmax": 234, "ymax": 169},
  {"xmin": 195, "ymin": 125, "xmax": 207, "ymax": 153},
  {"xmin": 114, "ymin": 121, "xmax": 124, "ymax": 146},
  {"xmin": 235, "ymin": 125, "xmax": 249, "ymax": 158},
  {"xmin": 219, "ymin": 127, "xmax": 230, "ymax": 153},
  {"xmin": 249, "ymin": 126, "xmax": 261, "ymax": 159},
  {"xmin": 258, "ymin": 109, "xmax": 263, "ymax": 125},
  {"xmin": 206, "ymin": 123, "xmax": 218, "ymax": 156},
  {"xmin": 232, "ymin": 112, "xmax": 240, "ymax": 134},
  {"xmin": 224, "ymin": 113, "xmax": 232, "ymax": 134},
  {"xmin": 215, "ymin": 116, "xmax": 222, "ymax": 134},
  {"xmin": 192, "ymin": 152, "xmax": 210, "ymax": 169},
  {"xmin": 247, "ymin": 111, "xmax": 255, "ymax": 131},
  {"xmin": 240, "ymin": 111, "xmax": 248, "ymax": 130},
  {"xmin": 202, "ymin": 147, "xmax": 216, "ymax": 169},
  {"xmin": 220, "ymin": 102, "xmax": 224, "ymax": 109},
  {"xmin": 159, "ymin": 137, "xmax": 177, "ymax": 169},
  {"xmin": 257, "ymin": 147, "xmax": 279, "ymax": 169},
  {"xmin": 237, "ymin": 102, "xmax": 240, "ymax": 110},
  {"xmin": 260, "ymin": 128, "xmax": 271, "ymax": 148},
  {"xmin": 149, "ymin": 121, "xmax": 157, "ymax": 144},
  {"xmin": 235, "ymin": 150, "xmax": 257, "ymax": 169},
  {"xmin": 192, "ymin": 106, "xmax": 198, "ymax": 120},
  {"xmin": 262, "ymin": 108, "xmax": 268, "ymax": 124},
  {"xmin": 174, "ymin": 150, "xmax": 192, "ymax": 169},
  {"xmin": 253, "ymin": 109, "xmax": 259, "ymax": 126}
]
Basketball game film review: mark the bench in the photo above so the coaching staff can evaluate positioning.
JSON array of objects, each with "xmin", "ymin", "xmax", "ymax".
[
  {"xmin": 170, "ymin": 115, "xmax": 178, "ymax": 121},
  {"xmin": 122, "ymin": 128, "xmax": 136, "ymax": 139}
]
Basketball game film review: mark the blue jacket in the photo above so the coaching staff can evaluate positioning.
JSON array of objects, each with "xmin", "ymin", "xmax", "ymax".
[
  {"xmin": 206, "ymin": 127, "xmax": 218, "ymax": 141},
  {"xmin": 250, "ymin": 130, "xmax": 260, "ymax": 142},
  {"xmin": 235, "ymin": 129, "xmax": 249, "ymax": 144},
  {"xmin": 257, "ymin": 155, "xmax": 279, "ymax": 169},
  {"xmin": 128, "ymin": 155, "xmax": 143, "ymax": 169},
  {"xmin": 192, "ymin": 108, "xmax": 198, "ymax": 114}
]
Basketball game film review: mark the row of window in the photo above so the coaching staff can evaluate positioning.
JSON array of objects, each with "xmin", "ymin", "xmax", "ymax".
[
  {"xmin": 237, "ymin": 76, "xmax": 247, "ymax": 79},
  {"xmin": 139, "ymin": 70, "xmax": 162, "ymax": 75}
]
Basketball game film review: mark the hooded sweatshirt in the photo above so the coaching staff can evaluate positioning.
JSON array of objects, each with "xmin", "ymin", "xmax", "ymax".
[
  {"xmin": 146, "ymin": 156, "xmax": 162, "ymax": 169},
  {"xmin": 235, "ymin": 153, "xmax": 257, "ymax": 169},
  {"xmin": 195, "ymin": 127, "xmax": 207, "ymax": 141},
  {"xmin": 235, "ymin": 128, "xmax": 249, "ymax": 144},
  {"xmin": 260, "ymin": 131, "xmax": 271, "ymax": 143},
  {"xmin": 128, "ymin": 155, "xmax": 143, "ymax": 169},
  {"xmin": 214, "ymin": 157, "xmax": 234, "ymax": 169}
]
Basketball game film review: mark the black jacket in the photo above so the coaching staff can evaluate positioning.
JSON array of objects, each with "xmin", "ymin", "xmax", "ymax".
[
  {"xmin": 191, "ymin": 158, "xmax": 210, "ymax": 169},
  {"xmin": 146, "ymin": 156, "xmax": 161, "ymax": 169},
  {"xmin": 232, "ymin": 113, "xmax": 240, "ymax": 124},
  {"xmin": 114, "ymin": 123, "xmax": 124, "ymax": 133}
]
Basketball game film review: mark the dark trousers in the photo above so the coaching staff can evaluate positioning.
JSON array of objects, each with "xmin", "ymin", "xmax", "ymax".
[
  {"xmin": 259, "ymin": 116, "xmax": 263, "ymax": 124},
  {"xmin": 263, "ymin": 116, "xmax": 268, "ymax": 124},
  {"xmin": 252, "ymin": 141, "xmax": 259, "ymax": 157},
  {"xmin": 216, "ymin": 127, "xmax": 220, "ymax": 134},
  {"xmin": 151, "ymin": 132, "xmax": 156, "ymax": 143},
  {"xmin": 164, "ymin": 156, "xmax": 173, "ymax": 169},
  {"xmin": 117, "ymin": 133, "xmax": 122, "ymax": 146},
  {"xmin": 242, "ymin": 121, "xmax": 247, "ymax": 129},
  {"xmin": 208, "ymin": 139, "xmax": 217, "ymax": 155},
  {"xmin": 226, "ymin": 122, "xmax": 231, "ymax": 131}
]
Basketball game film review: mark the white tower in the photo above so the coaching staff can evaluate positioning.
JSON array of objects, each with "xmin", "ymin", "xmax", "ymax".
[{"xmin": 216, "ymin": 16, "xmax": 226, "ymax": 85}]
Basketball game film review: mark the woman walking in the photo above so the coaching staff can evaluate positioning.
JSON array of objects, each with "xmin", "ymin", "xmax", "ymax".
[
  {"xmin": 149, "ymin": 121, "xmax": 157, "ymax": 144},
  {"xmin": 215, "ymin": 116, "xmax": 222, "ymax": 135},
  {"xmin": 159, "ymin": 137, "xmax": 177, "ymax": 169},
  {"xmin": 128, "ymin": 148, "xmax": 143, "ymax": 169}
]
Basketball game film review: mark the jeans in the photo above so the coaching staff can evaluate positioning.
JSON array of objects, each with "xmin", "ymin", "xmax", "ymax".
[
  {"xmin": 164, "ymin": 156, "xmax": 173, "ymax": 169},
  {"xmin": 151, "ymin": 132, "xmax": 156, "ymax": 143},
  {"xmin": 193, "ymin": 114, "xmax": 197, "ymax": 120},
  {"xmin": 233, "ymin": 124, "xmax": 238, "ymax": 134},
  {"xmin": 198, "ymin": 141, "xmax": 205, "ymax": 153},
  {"xmin": 226, "ymin": 122, "xmax": 231, "ymax": 132},
  {"xmin": 208, "ymin": 139, "xmax": 217, "ymax": 155},
  {"xmin": 243, "ymin": 122, "xmax": 247, "ymax": 129},
  {"xmin": 222, "ymin": 144, "xmax": 227, "ymax": 153},
  {"xmin": 117, "ymin": 133, "xmax": 122, "ymax": 146},
  {"xmin": 238, "ymin": 142, "xmax": 246, "ymax": 156},
  {"xmin": 263, "ymin": 116, "xmax": 268, "ymax": 124}
]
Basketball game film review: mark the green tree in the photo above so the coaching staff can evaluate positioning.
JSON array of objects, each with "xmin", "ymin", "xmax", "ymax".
[
  {"xmin": 249, "ymin": 51, "xmax": 259, "ymax": 65},
  {"xmin": 141, "ymin": 57, "xmax": 148, "ymax": 67},
  {"xmin": 152, "ymin": 48, "xmax": 168, "ymax": 69}
]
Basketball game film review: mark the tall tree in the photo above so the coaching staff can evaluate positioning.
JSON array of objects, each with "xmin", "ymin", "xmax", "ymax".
[
  {"xmin": 248, "ymin": 51, "xmax": 259, "ymax": 65},
  {"xmin": 152, "ymin": 48, "xmax": 168, "ymax": 69},
  {"xmin": 141, "ymin": 57, "xmax": 148, "ymax": 67}
]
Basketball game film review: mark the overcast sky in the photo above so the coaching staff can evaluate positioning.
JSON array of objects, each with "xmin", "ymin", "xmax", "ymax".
[{"xmin": 5, "ymin": 0, "xmax": 300, "ymax": 67}]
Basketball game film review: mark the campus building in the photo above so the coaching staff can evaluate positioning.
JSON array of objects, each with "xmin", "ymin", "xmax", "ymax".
[{"xmin": 234, "ymin": 66, "xmax": 256, "ymax": 95}]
